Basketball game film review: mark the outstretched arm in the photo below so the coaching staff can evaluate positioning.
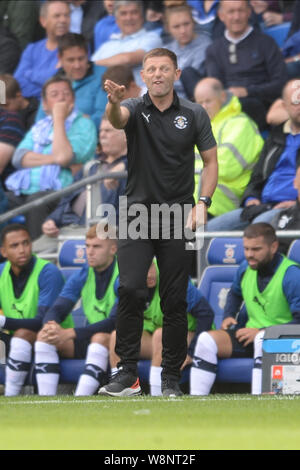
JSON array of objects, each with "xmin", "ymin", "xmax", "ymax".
[{"xmin": 104, "ymin": 79, "xmax": 130, "ymax": 129}]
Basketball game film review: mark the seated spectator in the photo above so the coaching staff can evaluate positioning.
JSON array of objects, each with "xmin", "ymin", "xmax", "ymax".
[
  {"xmin": 71, "ymin": 0, "xmax": 106, "ymax": 47},
  {"xmin": 250, "ymin": 0, "xmax": 294, "ymax": 27},
  {"xmin": 191, "ymin": 223, "xmax": 300, "ymax": 396},
  {"xmin": 194, "ymin": 77, "xmax": 264, "ymax": 218},
  {"xmin": 0, "ymin": 223, "xmax": 65, "ymax": 396},
  {"xmin": 5, "ymin": 76, "xmax": 97, "ymax": 240},
  {"xmin": 34, "ymin": 223, "xmax": 118, "ymax": 396},
  {"xmin": 93, "ymin": 0, "xmax": 120, "ymax": 51},
  {"xmin": 102, "ymin": 65, "xmax": 142, "ymax": 98},
  {"xmin": 32, "ymin": 114, "xmax": 127, "ymax": 254},
  {"xmin": 206, "ymin": 79, "xmax": 300, "ymax": 232},
  {"xmin": 91, "ymin": 0, "xmax": 162, "ymax": 88},
  {"xmin": 0, "ymin": 106, "xmax": 24, "ymax": 188},
  {"xmin": 102, "ymin": 261, "xmax": 214, "ymax": 397},
  {"xmin": 0, "ymin": 0, "xmax": 42, "ymax": 50},
  {"xmin": 205, "ymin": 0, "xmax": 288, "ymax": 130},
  {"xmin": 35, "ymin": 32, "xmax": 107, "ymax": 129},
  {"xmin": 14, "ymin": 1, "xmax": 70, "ymax": 99},
  {"xmin": 164, "ymin": 4, "xmax": 211, "ymax": 100},
  {"xmin": 0, "ymin": 74, "xmax": 39, "ymax": 130}
]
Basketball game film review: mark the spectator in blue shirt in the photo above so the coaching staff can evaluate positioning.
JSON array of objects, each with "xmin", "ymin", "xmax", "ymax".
[
  {"xmin": 91, "ymin": 0, "xmax": 162, "ymax": 89},
  {"xmin": 35, "ymin": 32, "xmax": 107, "ymax": 129},
  {"xmin": 32, "ymin": 114, "xmax": 127, "ymax": 254},
  {"xmin": 14, "ymin": 1, "xmax": 70, "ymax": 99},
  {"xmin": 5, "ymin": 76, "xmax": 97, "ymax": 240},
  {"xmin": 93, "ymin": 0, "xmax": 120, "ymax": 51}
]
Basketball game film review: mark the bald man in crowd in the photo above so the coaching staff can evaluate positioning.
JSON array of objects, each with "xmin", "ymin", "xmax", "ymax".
[{"xmin": 194, "ymin": 77, "xmax": 264, "ymax": 219}]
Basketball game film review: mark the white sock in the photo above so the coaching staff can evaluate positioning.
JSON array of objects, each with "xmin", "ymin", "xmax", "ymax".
[
  {"xmin": 34, "ymin": 341, "xmax": 60, "ymax": 396},
  {"xmin": 252, "ymin": 330, "xmax": 265, "ymax": 395},
  {"xmin": 75, "ymin": 343, "xmax": 108, "ymax": 396},
  {"xmin": 150, "ymin": 366, "xmax": 162, "ymax": 396},
  {"xmin": 5, "ymin": 337, "xmax": 32, "ymax": 396},
  {"xmin": 190, "ymin": 332, "xmax": 218, "ymax": 396}
]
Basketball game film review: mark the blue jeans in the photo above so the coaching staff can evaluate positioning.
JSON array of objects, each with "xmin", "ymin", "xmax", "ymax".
[{"xmin": 206, "ymin": 207, "xmax": 282, "ymax": 231}]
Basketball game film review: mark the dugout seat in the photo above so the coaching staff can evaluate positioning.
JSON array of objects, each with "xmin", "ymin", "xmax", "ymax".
[
  {"xmin": 58, "ymin": 239, "xmax": 87, "ymax": 281},
  {"xmin": 198, "ymin": 239, "xmax": 254, "ymax": 385}
]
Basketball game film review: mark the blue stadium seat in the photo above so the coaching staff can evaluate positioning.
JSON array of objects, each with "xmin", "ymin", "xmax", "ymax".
[
  {"xmin": 198, "ymin": 265, "xmax": 239, "ymax": 329},
  {"xmin": 262, "ymin": 22, "xmax": 290, "ymax": 48},
  {"xmin": 198, "ymin": 242, "xmax": 253, "ymax": 384},
  {"xmin": 288, "ymin": 239, "xmax": 300, "ymax": 264},
  {"xmin": 58, "ymin": 239, "xmax": 87, "ymax": 268},
  {"xmin": 206, "ymin": 237, "xmax": 245, "ymax": 266}
]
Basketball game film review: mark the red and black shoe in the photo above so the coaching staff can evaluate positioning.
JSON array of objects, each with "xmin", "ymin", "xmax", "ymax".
[{"xmin": 98, "ymin": 368, "xmax": 141, "ymax": 397}]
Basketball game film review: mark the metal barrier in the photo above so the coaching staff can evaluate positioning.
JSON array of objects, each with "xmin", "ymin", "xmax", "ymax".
[{"xmin": 0, "ymin": 169, "xmax": 128, "ymax": 226}]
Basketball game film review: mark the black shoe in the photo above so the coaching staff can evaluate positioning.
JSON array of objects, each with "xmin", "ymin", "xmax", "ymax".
[
  {"xmin": 98, "ymin": 368, "xmax": 141, "ymax": 397},
  {"xmin": 161, "ymin": 377, "xmax": 183, "ymax": 397}
]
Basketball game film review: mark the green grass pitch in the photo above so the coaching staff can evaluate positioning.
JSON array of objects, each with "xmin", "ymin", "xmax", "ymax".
[{"xmin": 0, "ymin": 394, "xmax": 300, "ymax": 450}]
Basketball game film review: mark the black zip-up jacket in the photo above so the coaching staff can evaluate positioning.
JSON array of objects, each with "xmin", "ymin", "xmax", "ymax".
[{"xmin": 241, "ymin": 123, "xmax": 300, "ymax": 205}]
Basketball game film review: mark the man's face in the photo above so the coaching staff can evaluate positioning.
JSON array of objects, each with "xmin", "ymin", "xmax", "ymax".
[
  {"xmin": 104, "ymin": 0, "xmax": 115, "ymax": 15},
  {"xmin": 1, "ymin": 230, "xmax": 32, "ymax": 270},
  {"xmin": 283, "ymin": 81, "xmax": 300, "ymax": 129},
  {"xmin": 243, "ymin": 236, "xmax": 278, "ymax": 270},
  {"xmin": 86, "ymin": 237, "xmax": 116, "ymax": 270},
  {"xmin": 60, "ymin": 46, "xmax": 89, "ymax": 81},
  {"xmin": 167, "ymin": 11, "xmax": 195, "ymax": 46},
  {"xmin": 194, "ymin": 85, "xmax": 223, "ymax": 120},
  {"xmin": 99, "ymin": 119, "xmax": 127, "ymax": 158},
  {"xmin": 115, "ymin": 3, "xmax": 144, "ymax": 36},
  {"xmin": 42, "ymin": 81, "xmax": 74, "ymax": 115},
  {"xmin": 40, "ymin": 1, "xmax": 70, "ymax": 39},
  {"xmin": 219, "ymin": 0, "xmax": 251, "ymax": 37},
  {"xmin": 147, "ymin": 262, "xmax": 157, "ymax": 289},
  {"xmin": 141, "ymin": 56, "xmax": 181, "ymax": 99}
]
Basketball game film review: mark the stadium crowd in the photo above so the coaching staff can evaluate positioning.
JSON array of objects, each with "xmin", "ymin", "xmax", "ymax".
[{"xmin": 1, "ymin": 0, "xmax": 300, "ymax": 397}]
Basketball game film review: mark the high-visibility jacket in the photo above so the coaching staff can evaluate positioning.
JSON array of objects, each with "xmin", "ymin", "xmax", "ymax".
[{"xmin": 194, "ymin": 95, "xmax": 264, "ymax": 217}]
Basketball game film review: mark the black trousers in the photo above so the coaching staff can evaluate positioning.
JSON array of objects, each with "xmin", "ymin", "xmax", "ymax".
[{"xmin": 115, "ymin": 216, "xmax": 194, "ymax": 381}]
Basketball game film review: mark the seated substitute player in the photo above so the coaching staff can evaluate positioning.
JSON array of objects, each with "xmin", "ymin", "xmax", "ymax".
[
  {"xmin": 0, "ymin": 224, "xmax": 66, "ymax": 396},
  {"xmin": 34, "ymin": 222, "xmax": 118, "ymax": 396},
  {"xmin": 190, "ymin": 223, "xmax": 300, "ymax": 396},
  {"xmin": 102, "ymin": 261, "xmax": 214, "ymax": 397}
]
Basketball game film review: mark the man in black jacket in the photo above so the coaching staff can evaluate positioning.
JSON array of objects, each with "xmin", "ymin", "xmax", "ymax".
[
  {"xmin": 207, "ymin": 79, "xmax": 300, "ymax": 232},
  {"xmin": 205, "ymin": 0, "xmax": 288, "ymax": 130}
]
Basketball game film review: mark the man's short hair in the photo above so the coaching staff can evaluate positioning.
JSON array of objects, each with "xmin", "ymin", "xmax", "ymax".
[
  {"xmin": 243, "ymin": 223, "xmax": 277, "ymax": 245},
  {"xmin": 41, "ymin": 76, "xmax": 74, "ymax": 100},
  {"xmin": 164, "ymin": 4, "xmax": 193, "ymax": 25},
  {"xmin": 0, "ymin": 74, "xmax": 21, "ymax": 100},
  {"xmin": 58, "ymin": 32, "xmax": 89, "ymax": 56},
  {"xmin": 114, "ymin": 0, "xmax": 144, "ymax": 16},
  {"xmin": 143, "ymin": 48, "xmax": 178, "ymax": 69},
  {"xmin": 101, "ymin": 65, "xmax": 135, "ymax": 90},
  {"xmin": 0, "ymin": 224, "xmax": 31, "ymax": 246},
  {"xmin": 40, "ymin": 0, "xmax": 70, "ymax": 18},
  {"xmin": 87, "ymin": 222, "xmax": 118, "ymax": 242}
]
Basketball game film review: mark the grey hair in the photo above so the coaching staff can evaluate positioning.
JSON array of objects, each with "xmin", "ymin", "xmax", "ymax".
[{"xmin": 113, "ymin": 0, "xmax": 144, "ymax": 16}]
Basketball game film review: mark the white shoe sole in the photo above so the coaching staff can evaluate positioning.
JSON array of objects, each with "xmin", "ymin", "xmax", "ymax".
[{"xmin": 98, "ymin": 386, "xmax": 142, "ymax": 397}]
